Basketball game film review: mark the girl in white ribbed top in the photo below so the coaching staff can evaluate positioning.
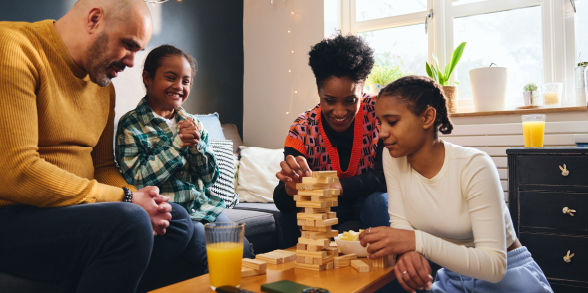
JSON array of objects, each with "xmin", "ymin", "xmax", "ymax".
[{"xmin": 359, "ymin": 76, "xmax": 552, "ymax": 293}]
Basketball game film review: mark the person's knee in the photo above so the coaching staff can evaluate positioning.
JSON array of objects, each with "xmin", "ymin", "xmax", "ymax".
[
  {"xmin": 167, "ymin": 203, "xmax": 194, "ymax": 238},
  {"xmin": 109, "ymin": 203, "xmax": 152, "ymax": 235},
  {"xmin": 363, "ymin": 192, "xmax": 388, "ymax": 208},
  {"xmin": 102, "ymin": 203, "xmax": 153, "ymax": 266},
  {"xmin": 360, "ymin": 192, "xmax": 389, "ymax": 227}
]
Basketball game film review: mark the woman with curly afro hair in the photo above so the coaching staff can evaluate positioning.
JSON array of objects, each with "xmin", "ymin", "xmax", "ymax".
[{"xmin": 273, "ymin": 34, "xmax": 390, "ymax": 248}]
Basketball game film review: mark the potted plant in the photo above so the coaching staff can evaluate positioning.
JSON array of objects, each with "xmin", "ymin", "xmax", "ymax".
[
  {"xmin": 365, "ymin": 64, "xmax": 404, "ymax": 95},
  {"xmin": 425, "ymin": 42, "xmax": 467, "ymax": 113},
  {"xmin": 523, "ymin": 82, "xmax": 538, "ymax": 106}
]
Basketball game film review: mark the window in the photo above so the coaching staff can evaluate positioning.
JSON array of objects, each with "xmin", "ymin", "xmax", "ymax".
[{"xmin": 328, "ymin": 0, "xmax": 585, "ymax": 111}]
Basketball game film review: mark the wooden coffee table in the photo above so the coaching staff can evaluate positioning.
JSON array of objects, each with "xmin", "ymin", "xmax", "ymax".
[{"xmin": 150, "ymin": 256, "xmax": 395, "ymax": 293}]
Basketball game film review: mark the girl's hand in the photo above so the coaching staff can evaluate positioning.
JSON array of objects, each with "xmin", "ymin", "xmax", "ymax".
[
  {"xmin": 178, "ymin": 118, "xmax": 201, "ymax": 147},
  {"xmin": 394, "ymin": 251, "xmax": 433, "ymax": 293},
  {"xmin": 275, "ymin": 155, "xmax": 311, "ymax": 196},
  {"xmin": 358, "ymin": 226, "xmax": 416, "ymax": 257}
]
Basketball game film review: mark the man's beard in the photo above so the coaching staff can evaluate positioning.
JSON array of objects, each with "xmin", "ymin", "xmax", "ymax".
[{"xmin": 86, "ymin": 33, "xmax": 125, "ymax": 87}]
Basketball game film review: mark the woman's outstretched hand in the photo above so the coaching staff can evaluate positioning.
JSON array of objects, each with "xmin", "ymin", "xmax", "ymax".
[
  {"xmin": 275, "ymin": 155, "xmax": 312, "ymax": 196},
  {"xmin": 358, "ymin": 226, "xmax": 416, "ymax": 258}
]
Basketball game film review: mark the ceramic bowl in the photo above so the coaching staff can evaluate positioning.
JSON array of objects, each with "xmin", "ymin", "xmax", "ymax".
[{"xmin": 334, "ymin": 234, "xmax": 368, "ymax": 257}]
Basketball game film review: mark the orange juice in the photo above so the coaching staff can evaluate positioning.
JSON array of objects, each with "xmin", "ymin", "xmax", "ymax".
[
  {"xmin": 206, "ymin": 242, "xmax": 243, "ymax": 289},
  {"xmin": 522, "ymin": 120, "xmax": 545, "ymax": 147}
]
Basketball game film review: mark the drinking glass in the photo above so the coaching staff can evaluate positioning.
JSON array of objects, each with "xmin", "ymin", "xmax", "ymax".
[
  {"xmin": 522, "ymin": 114, "xmax": 546, "ymax": 147},
  {"xmin": 205, "ymin": 222, "xmax": 245, "ymax": 290},
  {"xmin": 542, "ymin": 82, "xmax": 563, "ymax": 107}
]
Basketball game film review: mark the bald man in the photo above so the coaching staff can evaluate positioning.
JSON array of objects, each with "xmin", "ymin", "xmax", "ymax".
[{"xmin": 0, "ymin": 1, "xmax": 207, "ymax": 292}]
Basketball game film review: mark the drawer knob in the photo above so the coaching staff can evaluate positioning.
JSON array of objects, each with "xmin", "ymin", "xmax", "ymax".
[
  {"xmin": 562, "ymin": 206, "xmax": 576, "ymax": 216},
  {"xmin": 558, "ymin": 164, "xmax": 570, "ymax": 176},
  {"xmin": 563, "ymin": 250, "xmax": 575, "ymax": 263}
]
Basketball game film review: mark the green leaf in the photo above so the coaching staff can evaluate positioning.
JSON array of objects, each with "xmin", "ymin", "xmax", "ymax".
[
  {"xmin": 444, "ymin": 42, "xmax": 466, "ymax": 81},
  {"xmin": 425, "ymin": 62, "xmax": 434, "ymax": 79}
]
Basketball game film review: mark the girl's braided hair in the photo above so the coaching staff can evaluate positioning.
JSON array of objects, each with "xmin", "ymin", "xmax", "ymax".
[{"xmin": 378, "ymin": 75, "xmax": 453, "ymax": 138}]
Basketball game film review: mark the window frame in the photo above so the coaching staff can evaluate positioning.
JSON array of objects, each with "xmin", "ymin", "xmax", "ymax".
[{"xmin": 338, "ymin": 0, "xmax": 580, "ymax": 110}]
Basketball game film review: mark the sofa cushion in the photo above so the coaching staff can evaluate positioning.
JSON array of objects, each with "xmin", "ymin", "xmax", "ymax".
[
  {"xmin": 196, "ymin": 112, "xmax": 225, "ymax": 140},
  {"xmin": 235, "ymin": 146, "xmax": 282, "ymax": 203},
  {"xmin": 232, "ymin": 202, "xmax": 279, "ymax": 216},
  {"xmin": 208, "ymin": 139, "xmax": 239, "ymax": 208},
  {"xmin": 223, "ymin": 207, "xmax": 277, "ymax": 253}
]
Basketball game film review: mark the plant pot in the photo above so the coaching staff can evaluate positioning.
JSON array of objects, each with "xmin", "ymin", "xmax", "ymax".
[
  {"xmin": 469, "ymin": 67, "xmax": 508, "ymax": 111},
  {"xmin": 523, "ymin": 90, "xmax": 538, "ymax": 106},
  {"xmin": 442, "ymin": 85, "xmax": 457, "ymax": 114}
]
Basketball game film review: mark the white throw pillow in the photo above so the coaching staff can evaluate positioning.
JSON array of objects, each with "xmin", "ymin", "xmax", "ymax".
[{"xmin": 235, "ymin": 146, "xmax": 283, "ymax": 203}]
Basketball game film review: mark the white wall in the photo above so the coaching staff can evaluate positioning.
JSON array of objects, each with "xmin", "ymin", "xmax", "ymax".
[{"xmin": 243, "ymin": 0, "xmax": 324, "ymax": 148}]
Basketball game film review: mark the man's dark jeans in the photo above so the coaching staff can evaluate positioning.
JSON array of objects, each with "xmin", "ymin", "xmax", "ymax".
[{"xmin": 0, "ymin": 202, "xmax": 206, "ymax": 293}]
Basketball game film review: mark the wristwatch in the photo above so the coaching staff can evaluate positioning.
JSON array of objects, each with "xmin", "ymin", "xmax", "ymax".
[{"xmin": 122, "ymin": 187, "xmax": 133, "ymax": 203}]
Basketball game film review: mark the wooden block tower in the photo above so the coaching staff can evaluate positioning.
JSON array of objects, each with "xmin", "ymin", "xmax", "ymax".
[{"xmin": 294, "ymin": 171, "xmax": 340, "ymax": 271}]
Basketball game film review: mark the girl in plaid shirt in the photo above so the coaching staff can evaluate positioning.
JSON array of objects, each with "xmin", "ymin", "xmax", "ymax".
[{"xmin": 116, "ymin": 45, "xmax": 254, "ymax": 258}]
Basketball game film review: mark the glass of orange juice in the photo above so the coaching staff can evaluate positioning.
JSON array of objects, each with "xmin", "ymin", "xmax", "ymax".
[
  {"xmin": 205, "ymin": 222, "xmax": 245, "ymax": 290},
  {"xmin": 522, "ymin": 114, "xmax": 546, "ymax": 147}
]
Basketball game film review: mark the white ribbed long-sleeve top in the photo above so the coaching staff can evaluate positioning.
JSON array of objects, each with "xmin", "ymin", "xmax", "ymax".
[{"xmin": 383, "ymin": 141, "xmax": 516, "ymax": 282}]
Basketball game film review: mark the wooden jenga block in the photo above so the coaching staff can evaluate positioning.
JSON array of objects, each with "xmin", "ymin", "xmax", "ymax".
[
  {"xmin": 304, "ymin": 207, "xmax": 331, "ymax": 214},
  {"xmin": 325, "ymin": 247, "xmax": 338, "ymax": 256},
  {"xmin": 256, "ymin": 250, "xmax": 295, "ymax": 264},
  {"xmin": 296, "ymin": 200, "xmax": 332, "ymax": 209},
  {"xmin": 295, "ymin": 249, "xmax": 327, "ymax": 258},
  {"xmin": 241, "ymin": 267, "xmax": 264, "ymax": 277},
  {"xmin": 327, "ymin": 211, "xmax": 337, "ymax": 218},
  {"xmin": 301, "ymin": 230, "xmax": 338, "ymax": 239},
  {"xmin": 343, "ymin": 253, "xmax": 357, "ymax": 260},
  {"xmin": 302, "ymin": 177, "xmax": 338, "ymax": 184},
  {"xmin": 256, "ymin": 253, "xmax": 282, "ymax": 264},
  {"xmin": 274, "ymin": 250, "xmax": 296, "ymax": 263},
  {"xmin": 334, "ymin": 255, "xmax": 350, "ymax": 268},
  {"xmin": 298, "ymin": 237, "xmax": 329, "ymax": 247},
  {"xmin": 351, "ymin": 259, "xmax": 370, "ymax": 272},
  {"xmin": 315, "ymin": 217, "xmax": 338, "ymax": 227},
  {"xmin": 296, "ymin": 255, "xmax": 304, "ymax": 263},
  {"xmin": 306, "ymin": 244, "xmax": 324, "ymax": 251},
  {"xmin": 298, "ymin": 189, "xmax": 340, "ymax": 196},
  {"xmin": 295, "ymin": 262, "xmax": 327, "ymax": 271},
  {"xmin": 311, "ymin": 170, "xmax": 338, "ymax": 178},
  {"xmin": 296, "ymin": 182, "xmax": 331, "ymax": 190},
  {"xmin": 297, "ymin": 212, "xmax": 327, "ymax": 220},
  {"xmin": 307, "ymin": 195, "xmax": 339, "ymax": 202},
  {"xmin": 297, "ymin": 219, "xmax": 315, "ymax": 226},
  {"xmin": 242, "ymin": 258, "xmax": 267, "ymax": 271},
  {"xmin": 312, "ymin": 255, "xmax": 334, "ymax": 265},
  {"xmin": 296, "ymin": 243, "xmax": 307, "ymax": 251},
  {"xmin": 301, "ymin": 225, "xmax": 331, "ymax": 232}
]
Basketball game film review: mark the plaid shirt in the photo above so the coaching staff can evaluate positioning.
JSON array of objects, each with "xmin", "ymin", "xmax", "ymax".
[{"xmin": 115, "ymin": 97, "xmax": 224, "ymax": 222}]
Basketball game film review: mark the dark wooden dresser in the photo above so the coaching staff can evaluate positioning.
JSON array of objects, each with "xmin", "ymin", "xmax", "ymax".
[{"xmin": 507, "ymin": 148, "xmax": 588, "ymax": 292}]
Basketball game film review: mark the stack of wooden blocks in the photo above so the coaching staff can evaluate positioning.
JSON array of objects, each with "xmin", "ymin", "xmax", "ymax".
[{"xmin": 294, "ymin": 171, "xmax": 341, "ymax": 271}]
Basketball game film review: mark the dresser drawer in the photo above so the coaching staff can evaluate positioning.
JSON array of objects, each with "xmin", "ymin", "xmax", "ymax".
[
  {"xmin": 520, "ymin": 191, "xmax": 588, "ymax": 234},
  {"xmin": 516, "ymin": 156, "xmax": 588, "ymax": 185},
  {"xmin": 520, "ymin": 232, "xmax": 588, "ymax": 283}
]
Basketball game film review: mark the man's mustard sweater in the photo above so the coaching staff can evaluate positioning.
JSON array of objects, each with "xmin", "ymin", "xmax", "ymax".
[{"xmin": 0, "ymin": 20, "xmax": 133, "ymax": 207}]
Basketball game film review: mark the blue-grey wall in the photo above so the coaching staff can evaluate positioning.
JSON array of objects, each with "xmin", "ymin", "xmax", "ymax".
[{"xmin": 0, "ymin": 0, "xmax": 244, "ymax": 135}]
